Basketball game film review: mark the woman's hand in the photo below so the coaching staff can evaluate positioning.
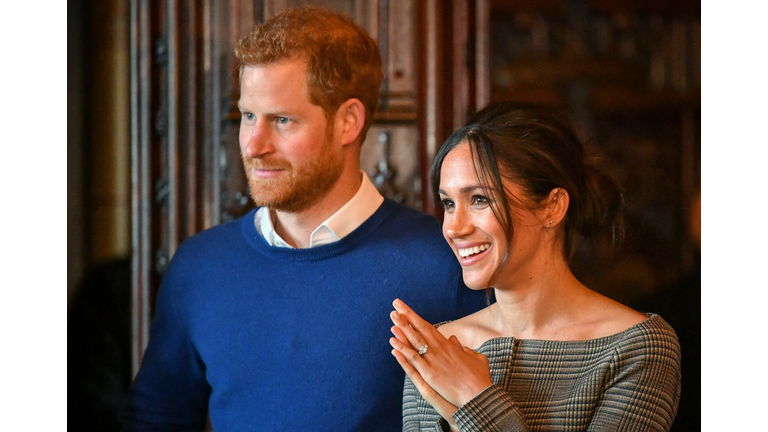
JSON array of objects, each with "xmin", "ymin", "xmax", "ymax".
[
  {"xmin": 392, "ymin": 341, "xmax": 461, "ymax": 430},
  {"xmin": 389, "ymin": 298, "xmax": 493, "ymax": 417}
]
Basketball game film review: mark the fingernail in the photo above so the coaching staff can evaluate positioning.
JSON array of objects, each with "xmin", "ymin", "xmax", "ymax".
[
  {"xmin": 393, "ymin": 299, "xmax": 405, "ymax": 309},
  {"xmin": 391, "ymin": 311, "xmax": 400, "ymax": 320}
]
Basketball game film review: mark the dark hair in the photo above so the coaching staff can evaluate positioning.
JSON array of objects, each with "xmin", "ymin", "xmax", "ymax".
[
  {"xmin": 431, "ymin": 103, "xmax": 624, "ymax": 266},
  {"xmin": 234, "ymin": 6, "xmax": 383, "ymax": 143}
]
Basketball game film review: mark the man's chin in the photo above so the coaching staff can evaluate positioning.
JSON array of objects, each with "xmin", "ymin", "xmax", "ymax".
[{"xmin": 249, "ymin": 192, "xmax": 321, "ymax": 214}]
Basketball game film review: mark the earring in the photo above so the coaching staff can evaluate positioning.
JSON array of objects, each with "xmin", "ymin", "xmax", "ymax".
[{"xmin": 546, "ymin": 219, "xmax": 554, "ymax": 229}]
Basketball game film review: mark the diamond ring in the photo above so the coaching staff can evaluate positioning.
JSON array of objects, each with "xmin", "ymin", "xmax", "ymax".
[{"xmin": 418, "ymin": 344, "xmax": 428, "ymax": 355}]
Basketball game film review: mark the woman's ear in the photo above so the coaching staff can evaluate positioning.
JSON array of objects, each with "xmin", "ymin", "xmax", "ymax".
[
  {"xmin": 544, "ymin": 187, "xmax": 569, "ymax": 229},
  {"xmin": 335, "ymin": 98, "xmax": 365, "ymax": 146}
]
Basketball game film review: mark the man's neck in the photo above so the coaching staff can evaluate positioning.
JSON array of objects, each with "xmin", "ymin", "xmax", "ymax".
[{"xmin": 272, "ymin": 169, "xmax": 362, "ymax": 248}]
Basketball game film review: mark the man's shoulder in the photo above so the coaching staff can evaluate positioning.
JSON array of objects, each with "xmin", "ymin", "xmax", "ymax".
[
  {"xmin": 172, "ymin": 210, "xmax": 255, "ymax": 261},
  {"xmin": 364, "ymin": 201, "xmax": 458, "ymax": 270},
  {"xmin": 378, "ymin": 200, "xmax": 442, "ymax": 234}
]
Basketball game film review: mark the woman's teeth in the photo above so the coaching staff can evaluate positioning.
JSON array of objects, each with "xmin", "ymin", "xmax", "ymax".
[{"xmin": 458, "ymin": 243, "xmax": 490, "ymax": 258}]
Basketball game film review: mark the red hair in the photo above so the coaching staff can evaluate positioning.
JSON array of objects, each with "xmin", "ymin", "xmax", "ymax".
[{"xmin": 234, "ymin": 6, "xmax": 383, "ymax": 143}]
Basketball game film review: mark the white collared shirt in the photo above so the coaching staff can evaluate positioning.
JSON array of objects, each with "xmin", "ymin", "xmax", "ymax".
[{"xmin": 254, "ymin": 171, "xmax": 384, "ymax": 248}]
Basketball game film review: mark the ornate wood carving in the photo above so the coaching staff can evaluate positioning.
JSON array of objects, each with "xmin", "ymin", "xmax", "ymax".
[
  {"xmin": 131, "ymin": 0, "xmax": 432, "ymax": 373},
  {"xmin": 130, "ymin": 0, "xmax": 260, "ymax": 372}
]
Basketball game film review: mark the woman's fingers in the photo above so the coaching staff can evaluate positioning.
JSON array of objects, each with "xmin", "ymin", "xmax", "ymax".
[
  {"xmin": 391, "ymin": 298, "xmax": 443, "ymax": 355},
  {"xmin": 390, "ymin": 335, "xmax": 429, "ymax": 370},
  {"xmin": 393, "ymin": 298, "xmax": 435, "ymax": 334},
  {"xmin": 391, "ymin": 348, "xmax": 459, "ymax": 422},
  {"xmin": 390, "ymin": 323, "xmax": 409, "ymax": 345},
  {"xmin": 391, "ymin": 346, "xmax": 424, "ymax": 381},
  {"xmin": 448, "ymin": 335, "xmax": 463, "ymax": 350},
  {"xmin": 390, "ymin": 311, "xmax": 429, "ymax": 353}
]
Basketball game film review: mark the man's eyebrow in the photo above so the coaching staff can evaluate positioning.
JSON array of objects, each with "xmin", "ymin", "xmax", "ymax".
[{"xmin": 237, "ymin": 105, "xmax": 300, "ymax": 117}]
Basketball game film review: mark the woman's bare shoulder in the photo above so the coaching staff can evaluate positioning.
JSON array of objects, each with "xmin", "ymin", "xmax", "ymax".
[
  {"xmin": 437, "ymin": 305, "xmax": 499, "ymax": 349},
  {"xmin": 579, "ymin": 292, "xmax": 648, "ymax": 339}
]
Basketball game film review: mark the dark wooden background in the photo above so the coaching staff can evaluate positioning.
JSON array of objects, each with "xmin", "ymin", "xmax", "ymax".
[{"xmin": 67, "ymin": 0, "xmax": 700, "ymax": 377}]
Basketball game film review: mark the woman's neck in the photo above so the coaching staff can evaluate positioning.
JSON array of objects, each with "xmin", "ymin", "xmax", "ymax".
[{"xmin": 490, "ymin": 253, "xmax": 590, "ymax": 340}]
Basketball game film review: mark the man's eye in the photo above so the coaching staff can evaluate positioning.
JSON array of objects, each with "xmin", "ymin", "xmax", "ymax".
[
  {"xmin": 243, "ymin": 113, "xmax": 254, "ymax": 121},
  {"xmin": 277, "ymin": 117, "xmax": 289, "ymax": 124}
]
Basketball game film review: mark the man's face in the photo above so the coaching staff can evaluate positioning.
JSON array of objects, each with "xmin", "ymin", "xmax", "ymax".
[{"xmin": 238, "ymin": 60, "xmax": 345, "ymax": 213}]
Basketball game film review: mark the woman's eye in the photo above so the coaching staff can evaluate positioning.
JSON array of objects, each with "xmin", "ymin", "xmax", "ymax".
[
  {"xmin": 440, "ymin": 198, "xmax": 455, "ymax": 211},
  {"xmin": 471, "ymin": 195, "xmax": 489, "ymax": 206}
]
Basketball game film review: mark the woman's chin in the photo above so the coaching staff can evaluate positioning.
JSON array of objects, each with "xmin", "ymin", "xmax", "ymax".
[{"xmin": 462, "ymin": 278, "xmax": 492, "ymax": 291}]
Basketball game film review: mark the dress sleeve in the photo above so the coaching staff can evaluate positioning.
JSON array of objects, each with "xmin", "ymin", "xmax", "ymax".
[
  {"xmin": 402, "ymin": 375, "xmax": 460, "ymax": 432},
  {"xmin": 452, "ymin": 384, "xmax": 530, "ymax": 431},
  {"xmin": 403, "ymin": 378, "xmax": 531, "ymax": 431},
  {"xmin": 586, "ymin": 322, "xmax": 682, "ymax": 431},
  {"xmin": 121, "ymin": 264, "xmax": 211, "ymax": 431}
]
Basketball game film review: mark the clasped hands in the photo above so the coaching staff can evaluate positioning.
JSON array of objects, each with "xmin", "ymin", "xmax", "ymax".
[{"xmin": 389, "ymin": 298, "xmax": 493, "ymax": 429}]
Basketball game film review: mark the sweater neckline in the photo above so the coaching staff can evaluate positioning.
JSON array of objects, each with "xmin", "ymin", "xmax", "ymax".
[{"xmin": 241, "ymin": 199, "xmax": 397, "ymax": 262}]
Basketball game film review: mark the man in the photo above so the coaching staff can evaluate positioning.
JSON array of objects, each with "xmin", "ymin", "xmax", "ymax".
[{"xmin": 122, "ymin": 6, "xmax": 482, "ymax": 431}]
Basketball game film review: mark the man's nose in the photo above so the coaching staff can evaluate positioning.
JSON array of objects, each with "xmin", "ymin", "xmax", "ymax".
[{"xmin": 242, "ymin": 122, "xmax": 274, "ymax": 159}]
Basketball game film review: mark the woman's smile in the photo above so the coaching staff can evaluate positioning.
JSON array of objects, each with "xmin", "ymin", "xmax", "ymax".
[{"xmin": 455, "ymin": 242, "xmax": 492, "ymax": 265}]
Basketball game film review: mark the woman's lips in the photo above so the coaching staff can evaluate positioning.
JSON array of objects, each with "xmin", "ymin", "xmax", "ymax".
[{"xmin": 456, "ymin": 243, "xmax": 491, "ymax": 266}]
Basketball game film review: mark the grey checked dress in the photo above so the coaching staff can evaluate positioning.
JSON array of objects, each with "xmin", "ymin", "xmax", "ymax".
[{"xmin": 402, "ymin": 314, "xmax": 681, "ymax": 431}]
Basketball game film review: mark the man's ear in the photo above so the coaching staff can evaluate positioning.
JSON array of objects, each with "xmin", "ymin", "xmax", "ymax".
[
  {"xmin": 335, "ymin": 98, "xmax": 365, "ymax": 146},
  {"xmin": 543, "ymin": 187, "xmax": 570, "ymax": 229}
]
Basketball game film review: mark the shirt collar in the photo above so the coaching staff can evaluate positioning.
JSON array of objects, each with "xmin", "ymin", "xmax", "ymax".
[{"xmin": 254, "ymin": 171, "xmax": 384, "ymax": 248}]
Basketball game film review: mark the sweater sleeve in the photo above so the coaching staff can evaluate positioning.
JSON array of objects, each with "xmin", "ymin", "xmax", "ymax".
[
  {"xmin": 586, "ymin": 323, "xmax": 682, "ymax": 432},
  {"xmin": 121, "ymin": 264, "xmax": 211, "ymax": 431}
]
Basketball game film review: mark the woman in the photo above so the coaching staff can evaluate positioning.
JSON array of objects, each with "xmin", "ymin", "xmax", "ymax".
[{"xmin": 389, "ymin": 104, "xmax": 681, "ymax": 431}]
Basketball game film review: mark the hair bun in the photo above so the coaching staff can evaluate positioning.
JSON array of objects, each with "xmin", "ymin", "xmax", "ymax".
[{"xmin": 575, "ymin": 162, "xmax": 625, "ymax": 246}]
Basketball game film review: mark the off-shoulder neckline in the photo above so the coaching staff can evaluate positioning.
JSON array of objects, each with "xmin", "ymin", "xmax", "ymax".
[{"xmin": 438, "ymin": 313, "xmax": 664, "ymax": 351}]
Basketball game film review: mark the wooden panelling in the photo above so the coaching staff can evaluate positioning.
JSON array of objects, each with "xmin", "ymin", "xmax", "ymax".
[
  {"xmin": 129, "ymin": 0, "xmax": 699, "ymax": 373},
  {"xmin": 131, "ymin": 0, "xmax": 436, "ymax": 373}
]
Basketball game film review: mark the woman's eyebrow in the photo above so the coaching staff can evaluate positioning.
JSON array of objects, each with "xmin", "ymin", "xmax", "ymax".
[{"xmin": 438, "ymin": 185, "xmax": 487, "ymax": 195}]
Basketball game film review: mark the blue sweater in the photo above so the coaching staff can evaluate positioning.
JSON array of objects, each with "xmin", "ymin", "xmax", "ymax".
[{"xmin": 123, "ymin": 199, "xmax": 484, "ymax": 431}]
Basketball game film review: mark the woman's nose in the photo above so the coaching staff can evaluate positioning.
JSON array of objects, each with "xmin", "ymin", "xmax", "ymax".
[{"xmin": 444, "ymin": 209, "xmax": 473, "ymax": 239}]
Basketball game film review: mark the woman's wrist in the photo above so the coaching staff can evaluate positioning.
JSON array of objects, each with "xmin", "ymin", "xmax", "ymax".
[
  {"xmin": 439, "ymin": 416, "xmax": 461, "ymax": 432},
  {"xmin": 456, "ymin": 381, "xmax": 494, "ymax": 407}
]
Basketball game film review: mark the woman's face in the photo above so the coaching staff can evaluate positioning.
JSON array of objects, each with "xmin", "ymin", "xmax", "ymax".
[{"xmin": 438, "ymin": 143, "xmax": 547, "ymax": 290}]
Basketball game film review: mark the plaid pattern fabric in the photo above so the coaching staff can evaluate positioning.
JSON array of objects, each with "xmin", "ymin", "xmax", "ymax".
[{"xmin": 402, "ymin": 314, "xmax": 681, "ymax": 431}]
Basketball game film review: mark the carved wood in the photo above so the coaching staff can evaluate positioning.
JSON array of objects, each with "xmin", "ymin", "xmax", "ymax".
[
  {"xmin": 131, "ymin": 0, "xmax": 433, "ymax": 374},
  {"xmin": 130, "ymin": 0, "xmax": 260, "ymax": 372},
  {"xmin": 131, "ymin": 0, "xmax": 699, "ymax": 376}
]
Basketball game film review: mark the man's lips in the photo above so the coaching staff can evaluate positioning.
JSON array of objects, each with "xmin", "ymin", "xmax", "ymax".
[
  {"xmin": 250, "ymin": 167, "xmax": 285, "ymax": 178},
  {"xmin": 245, "ymin": 160, "xmax": 290, "ymax": 178}
]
